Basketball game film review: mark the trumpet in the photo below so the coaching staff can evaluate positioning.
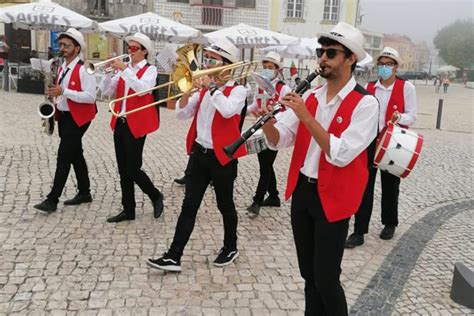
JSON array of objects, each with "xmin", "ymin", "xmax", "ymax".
[
  {"xmin": 84, "ymin": 54, "xmax": 130, "ymax": 75},
  {"xmin": 108, "ymin": 44, "xmax": 258, "ymax": 117},
  {"xmin": 223, "ymin": 69, "xmax": 321, "ymax": 158}
]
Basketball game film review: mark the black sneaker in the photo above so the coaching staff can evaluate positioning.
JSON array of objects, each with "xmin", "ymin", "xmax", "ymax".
[
  {"xmin": 260, "ymin": 195, "xmax": 281, "ymax": 207},
  {"xmin": 64, "ymin": 193, "xmax": 92, "ymax": 205},
  {"xmin": 345, "ymin": 233, "xmax": 364, "ymax": 249},
  {"xmin": 247, "ymin": 202, "xmax": 260, "ymax": 218},
  {"xmin": 146, "ymin": 253, "xmax": 181, "ymax": 272},
  {"xmin": 174, "ymin": 176, "xmax": 187, "ymax": 185},
  {"xmin": 213, "ymin": 247, "xmax": 239, "ymax": 267}
]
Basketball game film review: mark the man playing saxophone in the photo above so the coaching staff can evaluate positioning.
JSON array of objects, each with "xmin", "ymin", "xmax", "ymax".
[{"xmin": 34, "ymin": 28, "xmax": 97, "ymax": 214}]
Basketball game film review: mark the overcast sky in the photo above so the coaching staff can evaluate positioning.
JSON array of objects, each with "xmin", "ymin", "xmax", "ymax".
[{"xmin": 360, "ymin": 0, "xmax": 473, "ymax": 49}]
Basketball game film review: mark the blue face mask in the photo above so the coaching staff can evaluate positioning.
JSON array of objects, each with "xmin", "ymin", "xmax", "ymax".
[
  {"xmin": 261, "ymin": 69, "xmax": 276, "ymax": 80},
  {"xmin": 378, "ymin": 65, "xmax": 394, "ymax": 80}
]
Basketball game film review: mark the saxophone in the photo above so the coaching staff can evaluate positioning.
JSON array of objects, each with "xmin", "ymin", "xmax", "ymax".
[{"xmin": 38, "ymin": 57, "xmax": 61, "ymax": 136}]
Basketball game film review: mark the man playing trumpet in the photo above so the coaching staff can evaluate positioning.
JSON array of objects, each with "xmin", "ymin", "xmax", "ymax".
[
  {"xmin": 146, "ymin": 40, "xmax": 247, "ymax": 272},
  {"xmin": 34, "ymin": 28, "xmax": 97, "ymax": 214},
  {"xmin": 99, "ymin": 32, "xmax": 164, "ymax": 223}
]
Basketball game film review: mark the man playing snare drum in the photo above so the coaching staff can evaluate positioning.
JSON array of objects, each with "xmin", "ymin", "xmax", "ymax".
[
  {"xmin": 246, "ymin": 52, "xmax": 291, "ymax": 218},
  {"xmin": 345, "ymin": 47, "xmax": 417, "ymax": 248}
]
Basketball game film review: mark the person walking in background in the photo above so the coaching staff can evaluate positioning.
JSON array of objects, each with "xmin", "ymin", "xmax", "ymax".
[{"xmin": 442, "ymin": 76, "xmax": 450, "ymax": 93}]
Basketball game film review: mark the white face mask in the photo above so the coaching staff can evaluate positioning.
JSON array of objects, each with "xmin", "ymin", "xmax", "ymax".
[{"xmin": 261, "ymin": 68, "xmax": 276, "ymax": 80}]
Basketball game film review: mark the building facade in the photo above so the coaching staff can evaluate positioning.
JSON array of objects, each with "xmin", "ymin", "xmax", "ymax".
[{"xmin": 383, "ymin": 34, "xmax": 430, "ymax": 71}]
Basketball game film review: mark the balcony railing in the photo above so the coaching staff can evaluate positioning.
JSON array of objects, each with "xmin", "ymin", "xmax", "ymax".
[
  {"xmin": 190, "ymin": 0, "xmax": 237, "ymax": 9},
  {"xmin": 202, "ymin": 7, "xmax": 223, "ymax": 26}
]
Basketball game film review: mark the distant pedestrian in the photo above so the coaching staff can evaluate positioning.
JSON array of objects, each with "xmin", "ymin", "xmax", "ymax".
[
  {"xmin": 442, "ymin": 77, "xmax": 450, "ymax": 93},
  {"xmin": 434, "ymin": 76, "xmax": 441, "ymax": 93}
]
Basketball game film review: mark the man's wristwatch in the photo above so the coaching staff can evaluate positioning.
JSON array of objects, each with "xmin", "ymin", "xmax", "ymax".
[{"xmin": 208, "ymin": 82, "xmax": 218, "ymax": 96}]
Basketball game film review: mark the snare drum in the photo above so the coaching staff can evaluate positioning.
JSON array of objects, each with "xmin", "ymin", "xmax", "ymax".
[
  {"xmin": 374, "ymin": 123, "xmax": 423, "ymax": 178},
  {"xmin": 245, "ymin": 130, "xmax": 268, "ymax": 155}
]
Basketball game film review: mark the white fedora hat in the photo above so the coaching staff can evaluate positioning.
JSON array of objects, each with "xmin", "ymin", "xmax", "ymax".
[
  {"xmin": 204, "ymin": 39, "xmax": 240, "ymax": 64},
  {"xmin": 58, "ymin": 28, "xmax": 86, "ymax": 54},
  {"xmin": 317, "ymin": 22, "xmax": 366, "ymax": 62},
  {"xmin": 262, "ymin": 51, "xmax": 282, "ymax": 68},
  {"xmin": 125, "ymin": 33, "xmax": 154, "ymax": 60},
  {"xmin": 376, "ymin": 47, "xmax": 402, "ymax": 66}
]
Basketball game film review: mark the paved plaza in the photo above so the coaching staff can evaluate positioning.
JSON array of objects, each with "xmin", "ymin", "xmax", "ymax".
[{"xmin": 0, "ymin": 82, "xmax": 473, "ymax": 315}]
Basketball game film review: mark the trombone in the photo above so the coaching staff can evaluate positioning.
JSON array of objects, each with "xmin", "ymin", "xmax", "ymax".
[
  {"xmin": 107, "ymin": 44, "xmax": 258, "ymax": 117},
  {"xmin": 84, "ymin": 54, "xmax": 130, "ymax": 75}
]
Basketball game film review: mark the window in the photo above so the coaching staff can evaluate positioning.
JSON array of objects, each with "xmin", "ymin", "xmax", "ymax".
[
  {"xmin": 87, "ymin": 0, "xmax": 107, "ymax": 15},
  {"xmin": 168, "ymin": 0, "xmax": 189, "ymax": 3},
  {"xmin": 287, "ymin": 0, "xmax": 303, "ymax": 18},
  {"xmin": 323, "ymin": 0, "xmax": 339, "ymax": 21},
  {"xmin": 236, "ymin": 0, "xmax": 255, "ymax": 8}
]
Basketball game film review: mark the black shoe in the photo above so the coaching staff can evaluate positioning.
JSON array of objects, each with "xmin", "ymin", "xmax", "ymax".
[
  {"xmin": 213, "ymin": 247, "xmax": 239, "ymax": 267},
  {"xmin": 247, "ymin": 202, "xmax": 260, "ymax": 218},
  {"xmin": 64, "ymin": 193, "xmax": 92, "ymax": 205},
  {"xmin": 153, "ymin": 192, "xmax": 164, "ymax": 219},
  {"xmin": 260, "ymin": 195, "xmax": 281, "ymax": 207},
  {"xmin": 34, "ymin": 199, "xmax": 57, "ymax": 214},
  {"xmin": 174, "ymin": 176, "xmax": 187, "ymax": 185},
  {"xmin": 345, "ymin": 233, "xmax": 364, "ymax": 249},
  {"xmin": 106, "ymin": 211, "xmax": 135, "ymax": 223},
  {"xmin": 380, "ymin": 226, "xmax": 396, "ymax": 240},
  {"xmin": 146, "ymin": 253, "xmax": 182, "ymax": 272}
]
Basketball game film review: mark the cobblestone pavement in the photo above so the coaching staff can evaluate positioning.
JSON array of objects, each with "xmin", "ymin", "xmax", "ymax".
[{"xmin": 0, "ymin": 82, "xmax": 472, "ymax": 315}]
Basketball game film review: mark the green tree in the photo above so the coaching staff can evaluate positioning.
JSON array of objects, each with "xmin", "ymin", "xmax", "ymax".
[{"xmin": 433, "ymin": 19, "xmax": 474, "ymax": 70}]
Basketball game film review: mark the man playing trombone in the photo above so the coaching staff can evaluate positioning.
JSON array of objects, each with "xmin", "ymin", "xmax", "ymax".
[
  {"xmin": 146, "ymin": 40, "xmax": 247, "ymax": 272},
  {"xmin": 34, "ymin": 28, "xmax": 97, "ymax": 214},
  {"xmin": 99, "ymin": 32, "xmax": 164, "ymax": 223}
]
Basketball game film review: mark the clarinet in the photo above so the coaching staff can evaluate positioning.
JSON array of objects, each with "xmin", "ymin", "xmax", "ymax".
[{"xmin": 223, "ymin": 69, "xmax": 321, "ymax": 158}]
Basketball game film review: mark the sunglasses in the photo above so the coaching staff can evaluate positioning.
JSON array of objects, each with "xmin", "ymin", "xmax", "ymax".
[
  {"xmin": 127, "ymin": 45, "xmax": 142, "ymax": 53},
  {"xmin": 203, "ymin": 57, "xmax": 223, "ymax": 66},
  {"xmin": 316, "ymin": 48, "xmax": 346, "ymax": 59},
  {"xmin": 58, "ymin": 42, "xmax": 73, "ymax": 49}
]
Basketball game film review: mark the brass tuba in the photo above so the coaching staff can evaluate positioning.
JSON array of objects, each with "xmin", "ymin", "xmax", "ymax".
[{"xmin": 107, "ymin": 44, "xmax": 258, "ymax": 117}]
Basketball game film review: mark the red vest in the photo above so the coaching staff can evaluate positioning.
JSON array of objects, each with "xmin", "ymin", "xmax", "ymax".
[
  {"xmin": 110, "ymin": 64, "xmax": 159, "ymax": 139},
  {"xmin": 55, "ymin": 62, "xmax": 97, "ymax": 127},
  {"xmin": 285, "ymin": 88, "xmax": 369, "ymax": 223},
  {"xmin": 367, "ymin": 78, "xmax": 405, "ymax": 127},
  {"xmin": 186, "ymin": 85, "xmax": 246, "ymax": 166},
  {"xmin": 256, "ymin": 81, "xmax": 285, "ymax": 109}
]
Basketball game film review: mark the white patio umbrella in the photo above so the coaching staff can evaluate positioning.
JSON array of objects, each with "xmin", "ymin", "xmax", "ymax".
[
  {"xmin": 263, "ymin": 37, "xmax": 319, "ymax": 59},
  {"xmin": 0, "ymin": 0, "xmax": 98, "ymax": 32},
  {"xmin": 205, "ymin": 23, "xmax": 299, "ymax": 48},
  {"xmin": 98, "ymin": 12, "xmax": 207, "ymax": 44}
]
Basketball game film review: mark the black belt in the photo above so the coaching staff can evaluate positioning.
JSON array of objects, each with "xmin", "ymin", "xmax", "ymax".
[
  {"xmin": 117, "ymin": 116, "xmax": 127, "ymax": 123},
  {"xmin": 300, "ymin": 173, "xmax": 317, "ymax": 184},
  {"xmin": 194, "ymin": 142, "xmax": 214, "ymax": 155}
]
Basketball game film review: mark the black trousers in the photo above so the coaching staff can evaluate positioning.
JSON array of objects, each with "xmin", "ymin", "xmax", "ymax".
[
  {"xmin": 114, "ymin": 119, "xmax": 160, "ymax": 217},
  {"xmin": 353, "ymin": 168, "xmax": 401, "ymax": 235},
  {"xmin": 47, "ymin": 112, "xmax": 90, "ymax": 202},
  {"xmin": 169, "ymin": 145, "xmax": 238, "ymax": 258},
  {"xmin": 291, "ymin": 174, "xmax": 349, "ymax": 316},
  {"xmin": 183, "ymin": 152, "xmax": 196, "ymax": 178},
  {"xmin": 253, "ymin": 148, "xmax": 279, "ymax": 204}
]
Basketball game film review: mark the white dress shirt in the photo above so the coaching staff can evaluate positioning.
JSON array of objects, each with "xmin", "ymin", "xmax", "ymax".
[
  {"xmin": 368, "ymin": 80, "xmax": 417, "ymax": 130},
  {"xmin": 269, "ymin": 76, "xmax": 379, "ymax": 179},
  {"xmin": 56, "ymin": 56, "xmax": 96, "ymax": 111},
  {"xmin": 99, "ymin": 59, "xmax": 157, "ymax": 115},
  {"xmin": 247, "ymin": 78, "xmax": 292, "ymax": 114},
  {"xmin": 176, "ymin": 81, "xmax": 247, "ymax": 149}
]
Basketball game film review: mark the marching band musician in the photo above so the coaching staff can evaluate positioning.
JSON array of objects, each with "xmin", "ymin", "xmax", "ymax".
[
  {"xmin": 99, "ymin": 32, "xmax": 164, "ymax": 223},
  {"xmin": 146, "ymin": 40, "xmax": 247, "ymax": 272},
  {"xmin": 260, "ymin": 22, "xmax": 379, "ymax": 315},
  {"xmin": 34, "ymin": 28, "xmax": 97, "ymax": 214},
  {"xmin": 345, "ymin": 47, "xmax": 417, "ymax": 248},
  {"xmin": 246, "ymin": 51, "xmax": 290, "ymax": 218}
]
